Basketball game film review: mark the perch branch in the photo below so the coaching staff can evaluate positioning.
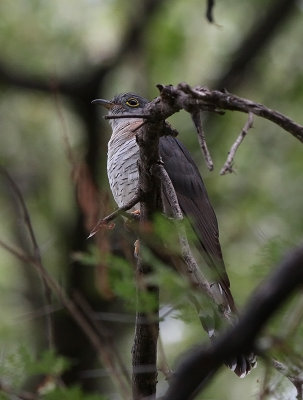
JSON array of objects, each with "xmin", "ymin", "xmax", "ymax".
[
  {"xmin": 220, "ymin": 112, "xmax": 254, "ymax": 175},
  {"xmin": 131, "ymin": 120, "xmax": 163, "ymax": 400},
  {"xmin": 180, "ymin": 84, "xmax": 303, "ymax": 143},
  {"xmin": 163, "ymin": 245, "xmax": 303, "ymax": 400},
  {"xmin": 144, "ymin": 84, "xmax": 303, "ymax": 144}
]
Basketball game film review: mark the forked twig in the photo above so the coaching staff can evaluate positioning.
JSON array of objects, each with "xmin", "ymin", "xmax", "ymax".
[{"xmin": 220, "ymin": 112, "xmax": 254, "ymax": 175}]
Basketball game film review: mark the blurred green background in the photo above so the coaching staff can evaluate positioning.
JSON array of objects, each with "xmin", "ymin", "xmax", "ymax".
[{"xmin": 0, "ymin": 0, "xmax": 303, "ymax": 399}]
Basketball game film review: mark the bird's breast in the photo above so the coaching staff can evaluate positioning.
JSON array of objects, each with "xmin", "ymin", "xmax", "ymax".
[{"xmin": 107, "ymin": 136, "xmax": 140, "ymax": 209}]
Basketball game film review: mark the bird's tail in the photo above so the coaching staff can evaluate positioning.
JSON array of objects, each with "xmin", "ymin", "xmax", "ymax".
[{"xmin": 192, "ymin": 283, "xmax": 257, "ymax": 378}]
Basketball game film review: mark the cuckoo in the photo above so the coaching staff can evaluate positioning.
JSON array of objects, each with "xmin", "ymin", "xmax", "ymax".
[{"xmin": 92, "ymin": 92, "xmax": 256, "ymax": 377}]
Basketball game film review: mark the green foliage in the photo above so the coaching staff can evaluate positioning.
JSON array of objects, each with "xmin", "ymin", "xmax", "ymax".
[
  {"xmin": 0, "ymin": 347, "xmax": 70, "ymax": 389},
  {"xmin": 20, "ymin": 347, "xmax": 70, "ymax": 377},
  {"xmin": 0, "ymin": 348, "xmax": 105, "ymax": 400}
]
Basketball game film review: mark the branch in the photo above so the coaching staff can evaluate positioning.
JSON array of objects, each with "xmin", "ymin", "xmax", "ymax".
[
  {"xmin": 163, "ymin": 245, "xmax": 303, "ymax": 400},
  {"xmin": 206, "ymin": 0, "xmax": 215, "ymax": 23},
  {"xmin": 191, "ymin": 111, "xmax": 214, "ymax": 171},
  {"xmin": 220, "ymin": 112, "xmax": 254, "ymax": 175},
  {"xmin": 131, "ymin": 121, "xmax": 163, "ymax": 399},
  {"xmin": 179, "ymin": 84, "xmax": 303, "ymax": 143},
  {"xmin": 137, "ymin": 84, "xmax": 303, "ymax": 172}
]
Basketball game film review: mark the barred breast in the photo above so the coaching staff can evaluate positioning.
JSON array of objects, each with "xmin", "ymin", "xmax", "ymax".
[{"xmin": 107, "ymin": 135, "xmax": 140, "ymax": 209}]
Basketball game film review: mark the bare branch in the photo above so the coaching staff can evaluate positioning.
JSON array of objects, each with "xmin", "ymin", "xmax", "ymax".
[
  {"xmin": 146, "ymin": 84, "xmax": 303, "ymax": 144},
  {"xmin": 206, "ymin": 0, "xmax": 215, "ymax": 23},
  {"xmin": 220, "ymin": 112, "xmax": 254, "ymax": 175},
  {"xmin": 191, "ymin": 111, "xmax": 214, "ymax": 171},
  {"xmin": 182, "ymin": 85, "xmax": 303, "ymax": 143}
]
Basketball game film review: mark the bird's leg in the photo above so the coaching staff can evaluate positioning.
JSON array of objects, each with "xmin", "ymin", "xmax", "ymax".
[
  {"xmin": 134, "ymin": 239, "xmax": 140, "ymax": 259},
  {"xmin": 131, "ymin": 209, "xmax": 141, "ymax": 219},
  {"xmin": 88, "ymin": 191, "xmax": 142, "ymax": 238}
]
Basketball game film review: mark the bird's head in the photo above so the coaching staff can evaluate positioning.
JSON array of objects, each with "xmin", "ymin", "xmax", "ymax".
[{"xmin": 92, "ymin": 93, "xmax": 149, "ymax": 116}]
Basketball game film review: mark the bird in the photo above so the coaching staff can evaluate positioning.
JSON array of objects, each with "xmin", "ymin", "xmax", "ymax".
[{"xmin": 92, "ymin": 92, "xmax": 256, "ymax": 377}]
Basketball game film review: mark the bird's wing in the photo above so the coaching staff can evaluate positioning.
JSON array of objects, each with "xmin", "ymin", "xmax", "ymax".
[
  {"xmin": 159, "ymin": 136, "xmax": 232, "ymax": 301},
  {"xmin": 159, "ymin": 136, "xmax": 257, "ymax": 376}
]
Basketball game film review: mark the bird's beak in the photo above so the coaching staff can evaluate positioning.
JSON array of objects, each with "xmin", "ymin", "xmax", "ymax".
[{"xmin": 91, "ymin": 99, "xmax": 114, "ymax": 109}]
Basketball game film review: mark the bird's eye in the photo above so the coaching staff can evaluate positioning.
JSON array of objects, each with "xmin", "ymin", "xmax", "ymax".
[{"xmin": 126, "ymin": 98, "xmax": 139, "ymax": 107}]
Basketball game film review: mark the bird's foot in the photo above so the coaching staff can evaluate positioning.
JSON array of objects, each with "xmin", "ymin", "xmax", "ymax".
[{"xmin": 131, "ymin": 209, "xmax": 140, "ymax": 221}]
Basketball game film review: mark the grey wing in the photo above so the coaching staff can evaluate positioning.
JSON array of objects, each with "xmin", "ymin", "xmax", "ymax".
[{"xmin": 159, "ymin": 136, "xmax": 234, "ymax": 305}]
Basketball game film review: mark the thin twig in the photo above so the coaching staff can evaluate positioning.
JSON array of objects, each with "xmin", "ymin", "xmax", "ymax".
[
  {"xmin": 180, "ymin": 84, "xmax": 303, "ymax": 143},
  {"xmin": 157, "ymin": 333, "xmax": 173, "ymax": 380},
  {"xmin": 88, "ymin": 192, "xmax": 142, "ymax": 238},
  {"xmin": 220, "ymin": 112, "xmax": 254, "ymax": 175},
  {"xmin": 0, "ymin": 167, "xmax": 54, "ymax": 349},
  {"xmin": 13, "ymin": 304, "xmax": 62, "ymax": 323},
  {"xmin": 206, "ymin": 0, "xmax": 215, "ymax": 23},
  {"xmin": 191, "ymin": 110, "xmax": 214, "ymax": 171},
  {"xmin": 53, "ymin": 89, "xmax": 76, "ymax": 168}
]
